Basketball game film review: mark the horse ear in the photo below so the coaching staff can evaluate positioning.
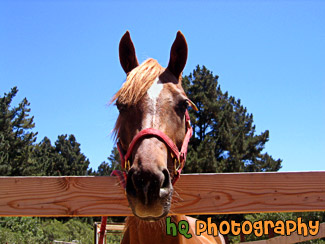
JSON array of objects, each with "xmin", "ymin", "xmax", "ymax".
[
  {"xmin": 167, "ymin": 31, "xmax": 188, "ymax": 80},
  {"xmin": 119, "ymin": 31, "xmax": 139, "ymax": 74}
]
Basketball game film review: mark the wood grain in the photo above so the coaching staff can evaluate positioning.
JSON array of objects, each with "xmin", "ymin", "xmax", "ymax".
[
  {"xmin": 96, "ymin": 223, "xmax": 125, "ymax": 232},
  {"xmin": 0, "ymin": 172, "xmax": 325, "ymax": 216}
]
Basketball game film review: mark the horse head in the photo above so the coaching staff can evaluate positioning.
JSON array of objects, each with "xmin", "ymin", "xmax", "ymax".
[{"xmin": 113, "ymin": 31, "xmax": 196, "ymax": 221}]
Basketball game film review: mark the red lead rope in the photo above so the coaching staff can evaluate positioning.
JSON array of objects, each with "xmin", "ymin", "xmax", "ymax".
[{"xmin": 99, "ymin": 110, "xmax": 193, "ymax": 244}]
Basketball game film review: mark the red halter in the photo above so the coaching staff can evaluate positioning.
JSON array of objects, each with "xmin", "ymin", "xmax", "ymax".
[{"xmin": 112, "ymin": 110, "xmax": 193, "ymax": 186}]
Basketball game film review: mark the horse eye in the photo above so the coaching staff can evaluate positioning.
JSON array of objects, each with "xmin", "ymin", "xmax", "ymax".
[{"xmin": 177, "ymin": 100, "xmax": 189, "ymax": 111}]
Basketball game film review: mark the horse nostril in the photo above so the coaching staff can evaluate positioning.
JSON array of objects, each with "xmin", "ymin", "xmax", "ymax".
[
  {"xmin": 160, "ymin": 169, "xmax": 171, "ymax": 198},
  {"xmin": 161, "ymin": 169, "xmax": 171, "ymax": 189}
]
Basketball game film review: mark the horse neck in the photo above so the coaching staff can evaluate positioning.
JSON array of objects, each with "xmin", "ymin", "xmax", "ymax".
[
  {"xmin": 123, "ymin": 215, "xmax": 221, "ymax": 244},
  {"xmin": 124, "ymin": 216, "xmax": 183, "ymax": 244}
]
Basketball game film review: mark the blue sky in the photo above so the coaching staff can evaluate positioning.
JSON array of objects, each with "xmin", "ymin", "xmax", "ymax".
[{"xmin": 1, "ymin": 1, "xmax": 324, "ymax": 172}]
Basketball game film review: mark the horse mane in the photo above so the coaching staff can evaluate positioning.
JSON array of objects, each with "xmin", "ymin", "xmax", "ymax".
[
  {"xmin": 111, "ymin": 58, "xmax": 165, "ymax": 106},
  {"xmin": 111, "ymin": 58, "xmax": 165, "ymax": 139}
]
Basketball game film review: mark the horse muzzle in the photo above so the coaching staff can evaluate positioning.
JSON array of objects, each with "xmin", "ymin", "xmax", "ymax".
[{"xmin": 126, "ymin": 166, "xmax": 173, "ymax": 221}]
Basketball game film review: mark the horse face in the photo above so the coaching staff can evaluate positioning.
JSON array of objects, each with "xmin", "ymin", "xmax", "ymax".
[{"xmin": 115, "ymin": 31, "xmax": 188, "ymax": 221}]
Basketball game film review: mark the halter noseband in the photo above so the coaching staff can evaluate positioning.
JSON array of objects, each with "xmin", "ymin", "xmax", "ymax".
[{"xmin": 113, "ymin": 110, "xmax": 193, "ymax": 186}]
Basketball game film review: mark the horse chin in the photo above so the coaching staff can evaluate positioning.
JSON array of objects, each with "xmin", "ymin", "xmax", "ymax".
[{"xmin": 127, "ymin": 196, "xmax": 171, "ymax": 222}]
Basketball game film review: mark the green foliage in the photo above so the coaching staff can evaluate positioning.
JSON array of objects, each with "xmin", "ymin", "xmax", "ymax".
[
  {"xmin": 0, "ymin": 217, "xmax": 93, "ymax": 244},
  {"xmin": 0, "ymin": 217, "xmax": 45, "ymax": 244},
  {"xmin": 42, "ymin": 219, "xmax": 70, "ymax": 242},
  {"xmin": 0, "ymin": 87, "xmax": 38, "ymax": 176},
  {"xmin": 106, "ymin": 232, "xmax": 123, "ymax": 244},
  {"xmin": 42, "ymin": 218, "xmax": 93, "ymax": 243},
  {"xmin": 182, "ymin": 65, "xmax": 282, "ymax": 173},
  {"xmin": 0, "ymin": 88, "xmax": 90, "ymax": 177},
  {"xmin": 33, "ymin": 134, "xmax": 90, "ymax": 176},
  {"xmin": 32, "ymin": 136, "xmax": 57, "ymax": 176}
]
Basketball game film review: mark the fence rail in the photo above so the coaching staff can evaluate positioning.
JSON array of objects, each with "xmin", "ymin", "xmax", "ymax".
[{"xmin": 1, "ymin": 171, "xmax": 325, "ymax": 217}]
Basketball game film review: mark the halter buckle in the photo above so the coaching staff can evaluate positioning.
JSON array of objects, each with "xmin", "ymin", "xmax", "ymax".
[
  {"xmin": 125, "ymin": 160, "xmax": 131, "ymax": 171},
  {"xmin": 174, "ymin": 158, "xmax": 181, "ymax": 175}
]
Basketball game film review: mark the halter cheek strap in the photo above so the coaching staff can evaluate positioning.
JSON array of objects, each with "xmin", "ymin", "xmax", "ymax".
[{"xmin": 112, "ymin": 110, "xmax": 193, "ymax": 186}]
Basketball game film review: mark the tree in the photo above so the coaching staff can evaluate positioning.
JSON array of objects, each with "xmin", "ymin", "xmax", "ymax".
[
  {"xmin": 32, "ymin": 136, "xmax": 56, "ymax": 176},
  {"xmin": 0, "ymin": 87, "xmax": 38, "ymax": 176},
  {"xmin": 51, "ymin": 134, "xmax": 90, "ymax": 176},
  {"xmin": 94, "ymin": 147, "xmax": 121, "ymax": 176},
  {"xmin": 182, "ymin": 65, "xmax": 282, "ymax": 173},
  {"xmin": 180, "ymin": 65, "xmax": 283, "ymax": 242},
  {"xmin": 32, "ymin": 135, "xmax": 91, "ymax": 176}
]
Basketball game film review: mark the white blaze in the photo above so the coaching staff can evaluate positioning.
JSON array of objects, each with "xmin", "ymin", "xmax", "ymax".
[{"xmin": 147, "ymin": 78, "xmax": 163, "ymax": 125}]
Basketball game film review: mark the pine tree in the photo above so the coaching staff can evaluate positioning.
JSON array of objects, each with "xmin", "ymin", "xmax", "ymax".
[
  {"xmin": 32, "ymin": 134, "xmax": 91, "ymax": 176},
  {"xmin": 33, "ymin": 134, "xmax": 91, "ymax": 176},
  {"xmin": 32, "ymin": 137, "xmax": 56, "ymax": 176},
  {"xmin": 0, "ymin": 87, "xmax": 38, "ymax": 176},
  {"xmin": 51, "ymin": 134, "xmax": 90, "ymax": 176},
  {"xmin": 180, "ymin": 65, "xmax": 283, "ymax": 241},
  {"xmin": 182, "ymin": 65, "xmax": 282, "ymax": 173},
  {"xmin": 94, "ymin": 147, "xmax": 121, "ymax": 176}
]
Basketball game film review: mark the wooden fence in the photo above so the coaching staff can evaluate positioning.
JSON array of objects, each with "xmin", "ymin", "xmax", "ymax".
[
  {"xmin": 94, "ymin": 222, "xmax": 124, "ymax": 244},
  {"xmin": 1, "ymin": 171, "xmax": 325, "ymax": 217},
  {"xmin": 1, "ymin": 171, "xmax": 325, "ymax": 244},
  {"xmin": 1, "ymin": 171, "xmax": 325, "ymax": 216}
]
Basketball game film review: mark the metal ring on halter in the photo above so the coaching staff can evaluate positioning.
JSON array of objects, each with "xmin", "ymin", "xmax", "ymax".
[
  {"xmin": 174, "ymin": 158, "xmax": 181, "ymax": 176},
  {"xmin": 170, "ymin": 153, "xmax": 180, "ymax": 175},
  {"xmin": 126, "ymin": 160, "xmax": 131, "ymax": 171}
]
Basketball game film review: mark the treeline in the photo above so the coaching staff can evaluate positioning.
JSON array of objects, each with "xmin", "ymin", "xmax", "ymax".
[
  {"xmin": 0, "ymin": 66, "xmax": 282, "ymax": 177},
  {"xmin": 0, "ymin": 87, "xmax": 118, "ymax": 177},
  {"xmin": 0, "ymin": 87, "xmax": 123, "ymax": 243},
  {"xmin": 0, "ymin": 87, "xmax": 120, "ymax": 243},
  {"xmin": 1, "ymin": 66, "xmax": 324, "ymax": 243}
]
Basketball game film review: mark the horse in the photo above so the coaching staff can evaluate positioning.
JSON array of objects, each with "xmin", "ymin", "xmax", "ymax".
[{"xmin": 111, "ymin": 31, "xmax": 225, "ymax": 244}]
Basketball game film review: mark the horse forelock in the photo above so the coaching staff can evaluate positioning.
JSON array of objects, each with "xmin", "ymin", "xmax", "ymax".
[
  {"xmin": 112, "ymin": 58, "xmax": 164, "ymax": 106},
  {"xmin": 112, "ymin": 58, "xmax": 165, "ymax": 139}
]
